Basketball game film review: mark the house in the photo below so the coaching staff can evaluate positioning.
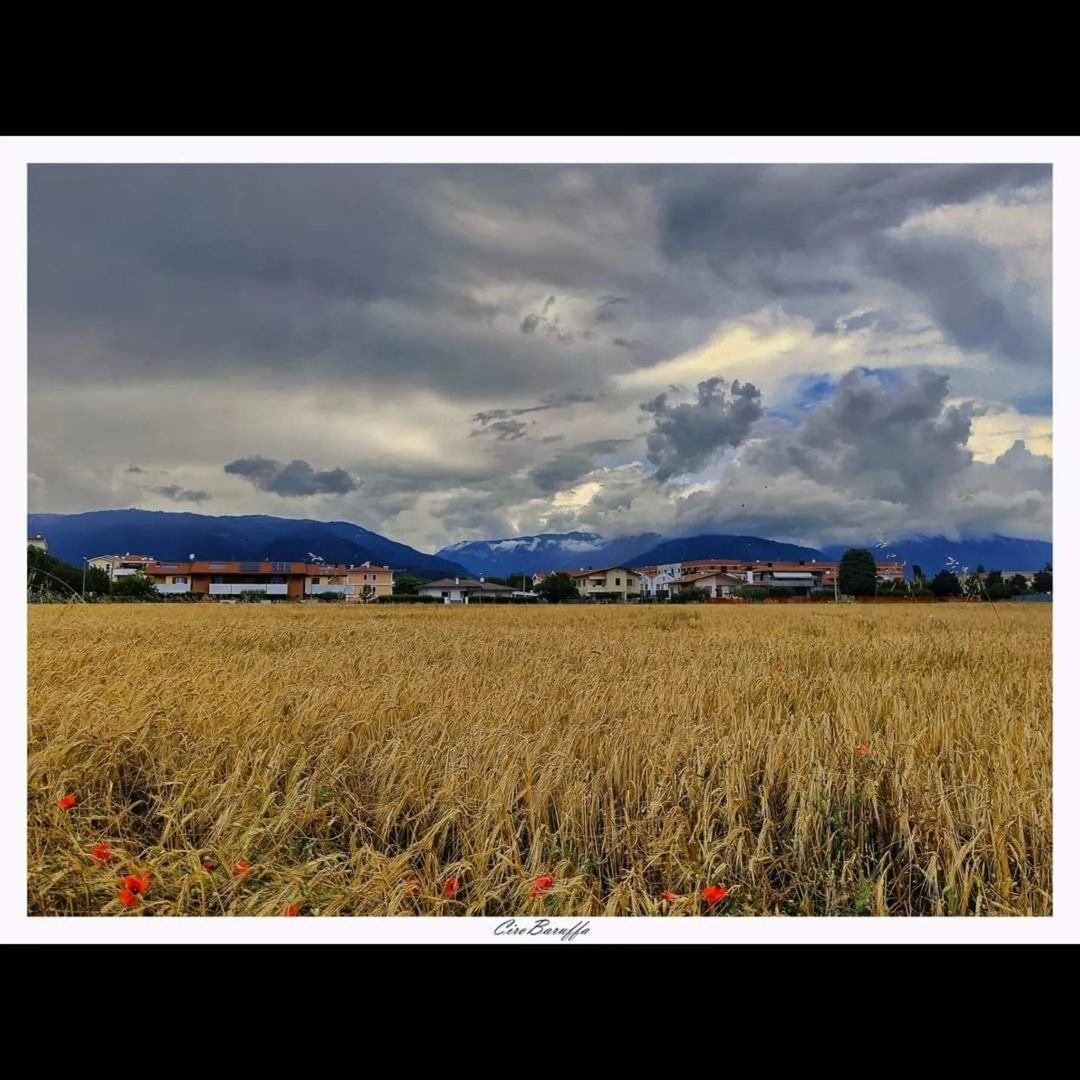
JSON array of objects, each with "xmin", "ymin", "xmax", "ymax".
[
  {"xmin": 28, "ymin": 534, "xmax": 49, "ymax": 553},
  {"xmin": 144, "ymin": 559, "xmax": 349, "ymax": 599},
  {"xmin": 569, "ymin": 566, "xmax": 642, "ymax": 601},
  {"xmin": 88, "ymin": 553, "xmax": 156, "ymax": 582},
  {"xmin": 635, "ymin": 563, "xmax": 683, "ymax": 598},
  {"xmin": 345, "ymin": 562, "xmax": 394, "ymax": 600},
  {"xmin": 418, "ymin": 577, "xmax": 514, "ymax": 603},
  {"xmin": 668, "ymin": 572, "xmax": 745, "ymax": 598}
]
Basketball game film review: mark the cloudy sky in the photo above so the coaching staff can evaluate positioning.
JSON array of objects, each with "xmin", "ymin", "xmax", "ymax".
[{"xmin": 28, "ymin": 164, "xmax": 1052, "ymax": 552}]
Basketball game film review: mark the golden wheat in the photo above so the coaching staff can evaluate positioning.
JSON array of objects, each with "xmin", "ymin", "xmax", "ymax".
[{"xmin": 27, "ymin": 602, "xmax": 1051, "ymax": 916}]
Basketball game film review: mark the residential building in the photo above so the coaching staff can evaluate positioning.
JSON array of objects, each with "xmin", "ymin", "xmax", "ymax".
[
  {"xmin": 569, "ymin": 566, "xmax": 642, "ymax": 601},
  {"xmin": 669, "ymin": 572, "xmax": 745, "ymax": 598},
  {"xmin": 418, "ymin": 577, "xmax": 514, "ymax": 603},
  {"xmin": 28, "ymin": 534, "xmax": 48, "ymax": 553},
  {"xmin": 975, "ymin": 570, "xmax": 1040, "ymax": 586},
  {"xmin": 635, "ymin": 563, "xmax": 683, "ymax": 598},
  {"xmin": 345, "ymin": 562, "xmax": 395, "ymax": 600},
  {"xmin": 144, "ymin": 559, "xmax": 349, "ymax": 599},
  {"xmin": 641, "ymin": 557, "xmax": 906, "ymax": 598},
  {"xmin": 88, "ymin": 553, "xmax": 156, "ymax": 582}
]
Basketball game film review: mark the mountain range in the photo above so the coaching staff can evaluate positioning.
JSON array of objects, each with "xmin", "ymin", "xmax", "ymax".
[
  {"xmin": 27, "ymin": 510, "xmax": 469, "ymax": 579},
  {"xmin": 439, "ymin": 530, "xmax": 1052, "ymax": 578},
  {"xmin": 28, "ymin": 510, "xmax": 1051, "ymax": 582}
]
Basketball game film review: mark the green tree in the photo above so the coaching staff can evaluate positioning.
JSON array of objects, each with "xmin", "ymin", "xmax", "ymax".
[
  {"xmin": 912, "ymin": 564, "xmax": 925, "ymax": 582},
  {"xmin": 27, "ymin": 546, "xmax": 109, "ymax": 598},
  {"xmin": 735, "ymin": 585, "xmax": 769, "ymax": 602},
  {"xmin": 930, "ymin": 570, "xmax": 962, "ymax": 597},
  {"xmin": 1033, "ymin": 564, "xmax": 1052, "ymax": 593},
  {"xmin": 393, "ymin": 572, "xmax": 426, "ymax": 596},
  {"xmin": 536, "ymin": 572, "xmax": 578, "ymax": 603},
  {"xmin": 111, "ymin": 573, "xmax": 160, "ymax": 600},
  {"xmin": 1008, "ymin": 574, "xmax": 1030, "ymax": 596},
  {"xmin": 503, "ymin": 572, "xmax": 531, "ymax": 592},
  {"xmin": 975, "ymin": 564, "xmax": 986, "ymax": 575},
  {"xmin": 359, "ymin": 584, "xmax": 377, "ymax": 603},
  {"xmin": 838, "ymin": 548, "xmax": 877, "ymax": 597},
  {"xmin": 985, "ymin": 569, "xmax": 1003, "ymax": 590}
]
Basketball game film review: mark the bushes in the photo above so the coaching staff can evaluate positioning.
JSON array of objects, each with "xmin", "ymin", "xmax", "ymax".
[{"xmin": 377, "ymin": 594, "xmax": 443, "ymax": 604}]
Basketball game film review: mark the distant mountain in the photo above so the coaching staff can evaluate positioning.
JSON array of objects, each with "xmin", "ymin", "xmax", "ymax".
[
  {"xmin": 821, "ymin": 535, "xmax": 1053, "ymax": 577},
  {"xmin": 27, "ymin": 510, "xmax": 469, "ymax": 579},
  {"xmin": 627, "ymin": 534, "xmax": 827, "ymax": 566},
  {"xmin": 436, "ymin": 531, "xmax": 662, "ymax": 577}
]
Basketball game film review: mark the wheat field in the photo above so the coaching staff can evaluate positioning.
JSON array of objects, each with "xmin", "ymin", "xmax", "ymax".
[{"xmin": 27, "ymin": 602, "xmax": 1052, "ymax": 916}]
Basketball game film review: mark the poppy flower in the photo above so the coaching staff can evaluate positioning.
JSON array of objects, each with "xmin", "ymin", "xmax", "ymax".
[
  {"xmin": 660, "ymin": 890, "xmax": 680, "ymax": 902},
  {"xmin": 443, "ymin": 875, "xmax": 460, "ymax": 897},
  {"xmin": 702, "ymin": 885, "xmax": 728, "ymax": 906},
  {"xmin": 856, "ymin": 744, "xmax": 870, "ymax": 757},
  {"xmin": 58, "ymin": 794, "xmax": 76, "ymax": 811},
  {"xmin": 202, "ymin": 861, "xmax": 216, "ymax": 873},
  {"xmin": 234, "ymin": 860, "xmax": 251, "ymax": 876},
  {"xmin": 91, "ymin": 843, "xmax": 112, "ymax": 862},
  {"xmin": 122, "ymin": 873, "xmax": 150, "ymax": 897},
  {"xmin": 284, "ymin": 903, "xmax": 300, "ymax": 917},
  {"xmin": 530, "ymin": 875, "xmax": 555, "ymax": 899},
  {"xmin": 118, "ymin": 888, "xmax": 139, "ymax": 908}
]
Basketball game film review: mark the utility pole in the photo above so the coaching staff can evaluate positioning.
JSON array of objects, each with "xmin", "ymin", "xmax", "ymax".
[{"xmin": 82, "ymin": 556, "xmax": 88, "ymax": 599}]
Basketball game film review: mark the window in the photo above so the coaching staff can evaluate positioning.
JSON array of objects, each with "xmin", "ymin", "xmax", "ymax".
[
  {"xmin": 174, "ymin": 576, "xmax": 188, "ymax": 585},
  {"xmin": 441, "ymin": 591, "xmax": 450, "ymax": 598},
  {"xmin": 312, "ymin": 577, "xmax": 321, "ymax": 585},
  {"xmin": 615, "ymin": 577, "xmax": 621, "ymax": 586}
]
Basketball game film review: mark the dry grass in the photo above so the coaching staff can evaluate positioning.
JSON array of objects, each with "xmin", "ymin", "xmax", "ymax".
[{"xmin": 28, "ymin": 603, "xmax": 1051, "ymax": 916}]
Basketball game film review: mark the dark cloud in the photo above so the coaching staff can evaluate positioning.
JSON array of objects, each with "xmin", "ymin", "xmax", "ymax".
[
  {"xmin": 470, "ymin": 393, "xmax": 596, "ymax": 429},
  {"xmin": 224, "ymin": 455, "xmax": 359, "ymax": 497},
  {"xmin": 746, "ymin": 368, "xmax": 975, "ymax": 507},
  {"xmin": 125, "ymin": 464, "xmax": 144, "ymax": 473},
  {"xmin": 595, "ymin": 296, "xmax": 628, "ymax": 322},
  {"xmin": 472, "ymin": 419, "xmax": 528, "ymax": 441},
  {"xmin": 642, "ymin": 377, "xmax": 763, "ymax": 481},
  {"xmin": 151, "ymin": 484, "xmax": 210, "ymax": 504},
  {"xmin": 612, "ymin": 338, "xmax": 639, "ymax": 349},
  {"xmin": 868, "ymin": 230, "xmax": 1050, "ymax": 364}
]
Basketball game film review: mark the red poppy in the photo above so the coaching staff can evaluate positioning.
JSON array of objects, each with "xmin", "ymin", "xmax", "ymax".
[
  {"xmin": 443, "ymin": 875, "xmax": 460, "ymax": 897},
  {"xmin": 92, "ymin": 843, "xmax": 112, "ymax": 862},
  {"xmin": 284, "ymin": 903, "xmax": 300, "ymax": 917},
  {"xmin": 118, "ymin": 888, "xmax": 139, "ymax": 908},
  {"xmin": 58, "ymin": 794, "xmax": 76, "ymax": 811},
  {"xmin": 856, "ymin": 744, "xmax": 870, "ymax": 757},
  {"xmin": 702, "ymin": 885, "xmax": 728, "ymax": 906},
  {"xmin": 660, "ymin": 890, "xmax": 680, "ymax": 902},
  {"xmin": 202, "ymin": 861, "xmax": 216, "ymax": 873},
  {"xmin": 122, "ymin": 873, "xmax": 150, "ymax": 897},
  {"xmin": 530, "ymin": 875, "xmax": 555, "ymax": 899},
  {"xmin": 234, "ymin": 860, "xmax": 251, "ymax": 876}
]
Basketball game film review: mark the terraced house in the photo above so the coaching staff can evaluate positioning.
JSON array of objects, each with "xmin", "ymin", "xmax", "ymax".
[{"xmin": 145, "ymin": 559, "xmax": 349, "ymax": 600}]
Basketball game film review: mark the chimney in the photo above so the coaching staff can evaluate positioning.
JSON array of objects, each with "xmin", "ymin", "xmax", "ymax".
[{"xmin": 455, "ymin": 577, "xmax": 460, "ymax": 585}]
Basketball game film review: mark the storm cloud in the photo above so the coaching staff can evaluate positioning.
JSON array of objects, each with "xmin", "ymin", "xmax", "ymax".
[
  {"xmin": 28, "ymin": 163, "xmax": 1051, "ymax": 550},
  {"xmin": 642, "ymin": 378, "xmax": 763, "ymax": 481},
  {"xmin": 224, "ymin": 456, "xmax": 359, "ymax": 498}
]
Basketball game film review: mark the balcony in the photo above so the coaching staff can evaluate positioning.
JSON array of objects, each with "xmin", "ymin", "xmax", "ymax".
[
  {"xmin": 209, "ymin": 583, "xmax": 288, "ymax": 596},
  {"xmin": 154, "ymin": 583, "xmax": 191, "ymax": 595},
  {"xmin": 306, "ymin": 584, "xmax": 353, "ymax": 596}
]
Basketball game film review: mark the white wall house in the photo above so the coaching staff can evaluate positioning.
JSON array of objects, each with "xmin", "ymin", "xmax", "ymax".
[
  {"xmin": 637, "ymin": 563, "xmax": 683, "ymax": 597},
  {"xmin": 417, "ymin": 577, "xmax": 515, "ymax": 603}
]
